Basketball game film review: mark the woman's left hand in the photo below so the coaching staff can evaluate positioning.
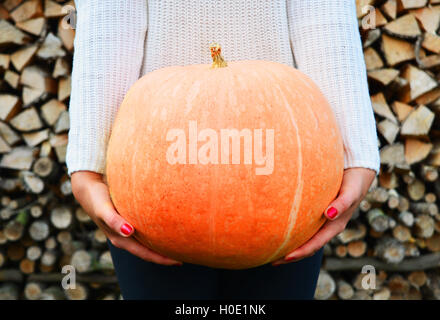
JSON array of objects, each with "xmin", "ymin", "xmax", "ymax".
[{"xmin": 272, "ymin": 167, "xmax": 376, "ymax": 266}]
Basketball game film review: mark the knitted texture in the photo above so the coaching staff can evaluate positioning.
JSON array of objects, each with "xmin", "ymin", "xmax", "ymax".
[{"xmin": 66, "ymin": 0, "xmax": 380, "ymax": 176}]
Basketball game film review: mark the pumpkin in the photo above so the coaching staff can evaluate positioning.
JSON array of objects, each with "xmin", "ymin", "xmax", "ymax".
[{"xmin": 106, "ymin": 44, "xmax": 344, "ymax": 269}]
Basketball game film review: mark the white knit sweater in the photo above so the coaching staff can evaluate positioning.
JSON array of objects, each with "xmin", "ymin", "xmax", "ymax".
[{"xmin": 66, "ymin": 0, "xmax": 381, "ymax": 176}]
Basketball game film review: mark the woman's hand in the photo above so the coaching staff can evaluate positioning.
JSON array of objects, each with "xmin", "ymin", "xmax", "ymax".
[
  {"xmin": 71, "ymin": 171, "xmax": 182, "ymax": 266},
  {"xmin": 272, "ymin": 167, "xmax": 376, "ymax": 266}
]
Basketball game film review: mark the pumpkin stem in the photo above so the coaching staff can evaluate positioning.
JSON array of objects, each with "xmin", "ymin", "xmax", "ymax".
[{"xmin": 210, "ymin": 43, "xmax": 228, "ymax": 68}]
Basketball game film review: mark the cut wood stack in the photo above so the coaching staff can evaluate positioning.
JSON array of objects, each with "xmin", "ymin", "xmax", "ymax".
[
  {"xmin": 1, "ymin": 0, "xmax": 440, "ymax": 300},
  {"xmin": 0, "ymin": 0, "xmax": 119, "ymax": 300},
  {"xmin": 313, "ymin": 0, "xmax": 440, "ymax": 300}
]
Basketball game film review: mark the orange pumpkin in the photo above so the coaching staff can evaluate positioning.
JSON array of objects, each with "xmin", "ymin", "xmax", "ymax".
[{"xmin": 106, "ymin": 44, "xmax": 344, "ymax": 269}]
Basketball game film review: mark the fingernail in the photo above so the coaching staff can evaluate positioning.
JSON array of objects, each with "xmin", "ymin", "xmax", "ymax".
[
  {"xmin": 326, "ymin": 207, "xmax": 338, "ymax": 219},
  {"xmin": 284, "ymin": 255, "xmax": 297, "ymax": 262},
  {"xmin": 120, "ymin": 223, "xmax": 133, "ymax": 236}
]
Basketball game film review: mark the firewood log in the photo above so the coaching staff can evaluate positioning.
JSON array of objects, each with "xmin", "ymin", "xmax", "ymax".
[
  {"xmin": 364, "ymin": 47, "xmax": 384, "ymax": 70},
  {"xmin": 347, "ymin": 241, "xmax": 367, "ymax": 258},
  {"xmin": 337, "ymin": 223, "xmax": 367, "ymax": 244},
  {"xmin": 92, "ymin": 228, "xmax": 107, "ymax": 249},
  {"xmin": 0, "ymin": 250, "xmax": 6, "ymax": 268},
  {"xmin": 26, "ymin": 245, "xmax": 41, "ymax": 261},
  {"xmin": 24, "ymin": 281, "xmax": 44, "ymax": 300},
  {"xmin": 0, "ymin": 283, "xmax": 19, "ymax": 300},
  {"xmin": 407, "ymin": 178, "xmax": 426, "ymax": 201},
  {"xmin": 388, "ymin": 274, "xmax": 411, "ymax": 299},
  {"xmin": 98, "ymin": 250, "xmax": 113, "ymax": 271},
  {"xmin": 426, "ymin": 234, "xmax": 440, "ymax": 252},
  {"xmin": 367, "ymin": 208, "xmax": 390, "ymax": 232},
  {"xmin": 29, "ymin": 220, "xmax": 49, "ymax": 241},
  {"xmin": 44, "ymin": 236, "xmax": 57, "ymax": 250},
  {"xmin": 10, "ymin": 0, "xmax": 43, "ymax": 23},
  {"xmin": 393, "ymin": 224, "xmax": 414, "ymax": 242},
  {"xmin": 52, "ymin": 57, "xmax": 69, "ymax": 78},
  {"xmin": 0, "ymin": 53, "xmax": 10, "ymax": 70},
  {"xmin": 64, "ymin": 283, "xmax": 89, "ymax": 300},
  {"xmin": 408, "ymin": 271, "xmax": 427, "ymax": 289},
  {"xmin": 371, "ymin": 92, "xmax": 398, "ymax": 123},
  {"xmin": 40, "ymin": 249, "xmax": 57, "ymax": 268},
  {"xmin": 425, "ymin": 272, "xmax": 440, "ymax": 299},
  {"xmin": 424, "ymin": 192, "xmax": 436, "ymax": 204},
  {"xmin": 57, "ymin": 15, "xmax": 74, "ymax": 51},
  {"xmin": 57, "ymin": 76, "xmax": 70, "ymax": 101},
  {"xmin": 70, "ymin": 249, "xmax": 93, "ymax": 273},
  {"xmin": 20, "ymin": 65, "xmax": 56, "ymax": 94},
  {"xmin": 414, "ymin": 214, "xmax": 435, "ymax": 238},
  {"xmin": 399, "ymin": 210, "xmax": 415, "ymax": 227},
  {"xmin": 401, "ymin": 105, "xmax": 435, "ymax": 136},
  {"xmin": 0, "ymin": 121, "xmax": 21, "ymax": 146},
  {"xmin": 50, "ymin": 206, "xmax": 72, "ymax": 229},
  {"xmin": 10, "ymin": 44, "xmax": 38, "ymax": 71},
  {"xmin": 4, "ymin": 70, "xmax": 19, "ymax": 89},
  {"xmin": 314, "ymin": 270, "xmax": 336, "ymax": 300},
  {"xmin": 375, "ymin": 237, "xmax": 406, "ymax": 264},
  {"xmin": 40, "ymin": 286, "xmax": 65, "ymax": 300},
  {"xmin": 19, "ymin": 258, "xmax": 35, "ymax": 274},
  {"xmin": 0, "ymin": 19, "xmax": 29, "ymax": 46},
  {"xmin": 4, "ymin": 218, "xmax": 25, "ymax": 241},
  {"xmin": 22, "ymin": 129, "xmax": 49, "ymax": 148},
  {"xmin": 364, "ymin": 28, "xmax": 382, "ymax": 48},
  {"xmin": 410, "ymin": 202, "xmax": 439, "ymax": 215},
  {"xmin": 373, "ymin": 287, "xmax": 391, "ymax": 300},
  {"xmin": 405, "ymin": 138, "xmax": 433, "ymax": 164},
  {"xmin": 381, "ymin": 34, "xmax": 415, "ymax": 66},
  {"xmin": 44, "ymin": 0, "xmax": 64, "ymax": 18},
  {"xmin": 0, "ymin": 94, "xmax": 21, "ymax": 121},
  {"xmin": 337, "ymin": 280, "xmax": 354, "ymax": 300},
  {"xmin": 33, "ymin": 156, "xmax": 57, "ymax": 178},
  {"xmin": 75, "ymin": 207, "xmax": 92, "ymax": 224},
  {"xmin": 411, "ymin": 6, "xmax": 440, "ymax": 33},
  {"xmin": 15, "ymin": 17, "xmax": 45, "ymax": 36},
  {"xmin": 37, "ymin": 32, "xmax": 65, "ymax": 59},
  {"xmin": 20, "ymin": 170, "xmax": 44, "ymax": 194}
]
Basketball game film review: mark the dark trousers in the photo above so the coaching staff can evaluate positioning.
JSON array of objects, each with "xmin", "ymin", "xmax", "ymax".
[{"xmin": 108, "ymin": 241, "xmax": 323, "ymax": 300}]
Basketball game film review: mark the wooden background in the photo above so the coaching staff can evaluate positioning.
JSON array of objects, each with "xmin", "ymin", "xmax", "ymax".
[{"xmin": 0, "ymin": 0, "xmax": 440, "ymax": 300}]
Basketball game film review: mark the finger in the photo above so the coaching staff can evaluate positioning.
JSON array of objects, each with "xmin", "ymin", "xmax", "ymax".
[
  {"xmin": 272, "ymin": 253, "xmax": 310, "ymax": 266},
  {"xmin": 87, "ymin": 182, "xmax": 135, "ymax": 237},
  {"xmin": 324, "ymin": 183, "xmax": 360, "ymax": 221},
  {"xmin": 98, "ymin": 204, "xmax": 134, "ymax": 237},
  {"xmin": 283, "ymin": 220, "xmax": 342, "ymax": 262},
  {"xmin": 109, "ymin": 236, "xmax": 182, "ymax": 266}
]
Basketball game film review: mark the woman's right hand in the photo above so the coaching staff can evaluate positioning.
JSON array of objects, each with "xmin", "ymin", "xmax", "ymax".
[{"xmin": 71, "ymin": 171, "xmax": 182, "ymax": 266}]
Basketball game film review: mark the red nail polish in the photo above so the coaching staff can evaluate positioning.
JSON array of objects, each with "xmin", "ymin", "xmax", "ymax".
[
  {"xmin": 285, "ymin": 255, "xmax": 297, "ymax": 262},
  {"xmin": 121, "ymin": 223, "xmax": 133, "ymax": 235},
  {"xmin": 327, "ymin": 207, "xmax": 338, "ymax": 219}
]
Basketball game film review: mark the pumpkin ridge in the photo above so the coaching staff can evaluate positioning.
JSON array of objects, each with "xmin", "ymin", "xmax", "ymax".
[{"xmin": 263, "ymin": 64, "xmax": 304, "ymax": 262}]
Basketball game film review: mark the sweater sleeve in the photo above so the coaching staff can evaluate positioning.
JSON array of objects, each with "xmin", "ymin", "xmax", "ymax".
[
  {"xmin": 66, "ymin": 0, "xmax": 147, "ymax": 176},
  {"xmin": 287, "ymin": 0, "xmax": 380, "ymax": 175}
]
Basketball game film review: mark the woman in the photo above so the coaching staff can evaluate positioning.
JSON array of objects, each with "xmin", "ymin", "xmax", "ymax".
[{"xmin": 67, "ymin": 0, "xmax": 379, "ymax": 300}]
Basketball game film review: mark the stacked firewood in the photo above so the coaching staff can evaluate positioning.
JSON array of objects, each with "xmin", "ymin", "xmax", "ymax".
[
  {"xmin": 0, "ymin": 0, "xmax": 119, "ymax": 300},
  {"xmin": 0, "ymin": 0, "xmax": 439, "ymax": 300},
  {"xmin": 314, "ymin": 0, "xmax": 440, "ymax": 300}
]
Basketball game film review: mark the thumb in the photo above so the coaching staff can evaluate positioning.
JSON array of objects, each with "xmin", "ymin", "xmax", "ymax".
[
  {"xmin": 99, "ymin": 202, "xmax": 135, "ymax": 237},
  {"xmin": 324, "ymin": 189, "xmax": 357, "ymax": 220},
  {"xmin": 91, "ymin": 181, "xmax": 135, "ymax": 238}
]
